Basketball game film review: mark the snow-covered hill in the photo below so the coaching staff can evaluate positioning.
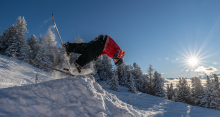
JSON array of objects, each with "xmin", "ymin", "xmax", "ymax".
[
  {"xmin": 0, "ymin": 76, "xmax": 146, "ymax": 117},
  {"xmin": 0, "ymin": 55, "xmax": 220, "ymax": 117},
  {"xmin": 0, "ymin": 55, "xmax": 59, "ymax": 88}
]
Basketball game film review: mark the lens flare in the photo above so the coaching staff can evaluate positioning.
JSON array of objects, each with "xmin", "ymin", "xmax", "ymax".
[
  {"xmin": 177, "ymin": 43, "xmax": 212, "ymax": 75},
  {"xmin": 188, "ymin": 58, "xmax": 198, "ymax": 66}
]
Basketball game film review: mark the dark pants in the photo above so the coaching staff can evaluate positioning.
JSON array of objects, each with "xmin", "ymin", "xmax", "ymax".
[{"xmin": 67, "ymin": 35, "xmax": 107, "ymax": 67}]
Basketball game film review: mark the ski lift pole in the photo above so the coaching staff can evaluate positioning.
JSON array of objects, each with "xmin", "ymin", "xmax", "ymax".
[
  {"xmin": 52, "ymin": 14, "xmax": 63, "ymax": 45},
  {"xmin": 52, "ymin": 14, "xmax": 71, "ymax": 71}
]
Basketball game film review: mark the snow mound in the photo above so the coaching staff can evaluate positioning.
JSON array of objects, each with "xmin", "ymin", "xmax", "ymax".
[
  {"xmin": 0, "ymin": 75, "xmax": 147, "ymax": 117},
  {"xmin": 0, "ymin": 55, "xmax": 57, "ymax": 88}
]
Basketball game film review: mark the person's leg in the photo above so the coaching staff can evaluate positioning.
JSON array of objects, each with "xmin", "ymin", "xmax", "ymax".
[
  {"xmin": 74, "ymin": 35, "xmax": 106, "ymax": 67},
  {"xmin": 67, "ymin": 43, "xmax": 89, "ymax": 54}
]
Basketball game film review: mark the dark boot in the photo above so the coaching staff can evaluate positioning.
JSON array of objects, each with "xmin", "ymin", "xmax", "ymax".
[
  {"xmin": 73, "ymin": 62, "xmax": 82, "ymax": 73},
  {"xmin": 66, "ymin": 52, "xmax": 71, "ymax": 57}
]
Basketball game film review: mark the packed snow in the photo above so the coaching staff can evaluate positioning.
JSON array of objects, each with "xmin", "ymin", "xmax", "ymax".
[{"xmin": 0, "ymin": 55, "xmax": 220, "ymax": 117}]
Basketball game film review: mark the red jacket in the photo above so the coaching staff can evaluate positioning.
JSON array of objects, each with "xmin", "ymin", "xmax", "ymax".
[{"xmin": 100, "ymin": 35, "xmax": 125, "ymax": 59}]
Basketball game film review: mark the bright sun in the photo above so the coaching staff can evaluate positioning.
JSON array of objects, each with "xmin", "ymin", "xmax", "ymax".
[{"xmin": 188, "ymin": 58, "xmax": 198, "ymax": 66}]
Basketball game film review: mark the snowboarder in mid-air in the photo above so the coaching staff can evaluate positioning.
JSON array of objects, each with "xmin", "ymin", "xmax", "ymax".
[{"xmin": 63, "ymin": 34, "xmax": 125, "ymax": 73}]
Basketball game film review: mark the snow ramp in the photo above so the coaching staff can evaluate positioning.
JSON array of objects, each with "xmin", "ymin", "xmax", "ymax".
[{"xmin": 0, "ymin": 75, "xmax": 147, "ymax": 117}]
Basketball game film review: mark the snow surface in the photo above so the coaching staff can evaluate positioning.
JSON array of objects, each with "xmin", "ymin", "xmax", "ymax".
[{"xmin": 0, "ymin": 55, "xmax": 220, "ymax": 117}]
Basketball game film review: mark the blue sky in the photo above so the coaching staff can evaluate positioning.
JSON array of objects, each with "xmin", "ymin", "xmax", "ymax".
[{"xmin": 1, "ymin": 0, "xmax": 220, "ymax": 78}]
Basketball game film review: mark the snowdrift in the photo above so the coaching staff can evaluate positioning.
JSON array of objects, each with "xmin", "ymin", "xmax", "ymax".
[{"xmin": 0, "ymin": 75, "xmax": 146, "ymax": 117}]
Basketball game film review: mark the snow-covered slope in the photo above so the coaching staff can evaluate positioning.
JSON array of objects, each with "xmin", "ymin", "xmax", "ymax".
[
  {"xmin": 98, "ymin": 81, "xmax": 220, "ymax": 117},
  {"xmin": 0, "ymin": 55, "xmax": 57, "ymax": 88},
  {"xmin": 0, "ymin": 76, "xmax": 146, "ymax": 117},
  {"xmin": 0, "ymin": 55, "xmax": 146, "ymax": 116},
  {"xmin": 0, "ymin": 55, "xmax": 220, "ymax": 117}
]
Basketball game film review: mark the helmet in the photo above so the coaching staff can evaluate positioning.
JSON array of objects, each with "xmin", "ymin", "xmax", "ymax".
[{"xmin": 115, "ymin": 58, "xmax": 123, "ymax": 66}]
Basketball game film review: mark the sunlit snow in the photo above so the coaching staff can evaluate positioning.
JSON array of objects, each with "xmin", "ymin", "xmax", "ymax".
[{"xmin": 0, "ymin": 55, "xmax": 220, "ymax": 117}]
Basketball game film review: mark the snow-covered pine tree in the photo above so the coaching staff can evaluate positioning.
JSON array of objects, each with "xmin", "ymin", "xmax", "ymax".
[
  {"xmin": 56, "ymin": 46, "xmax": 69, "ymax": 70},
  {"xmin": 117, "ymin": 62, "xmax": 124, "ymax": 85},
  {"xmin": 132, "ymin": 63, "xmax": 142, "ymax": 81},
  {"xmin": 166, "ymin": 83, "xmax": 175, "ymax": 100},
  {"xmin": 117, "ymin": 62, "xmax": 127, "ymax": 86},
  {"xmin": 152, "ymin": 71, "xmax": 165, "ymax": 97},
  {"xmin": 176, "ymin": 78, "xmax": 193, "ymax": 104},
  {"xmin": 124, "ymin": 65, "xmax": 131, "ymax": 87},
  {"xmin": 191, "ymin": 77, "xmax": 204, "ymax": 106},
  {"xmin": 99, "ymin": 55, "xmax": 113, "ymax": 81},
  {"xmin": 1, "ymin": 25, "xmax": 15, "ymax": 54},
  {"xmin": 142, "ymin": 74, "xmax": 150, "ymax": 93},
  {"xmin": 166, "ymin": 84, "xmax": 171, "ymax": 100},
  {"xmin": 93, "ymin": 57, "xmax": 102, "ymax": 81},
  {"xmin": 109, "ymin": 68, "xmax": 120, "ymax": 91},
  {"xmin": 43, "ymin": 27, "xmax": 57, "ymax": 47},
  {"xmin": 148, "ymin": 64, "xmax": 154, "ymax": 95},
  {"xmin": 132, "ymin": 63, "xmax": 144, "ymax": 92},
  {"xmin": 172, "ymin": 88, "xmax": 178, "ymax": 102},
  {"xmin": 0, "ymin": 26, "xmax": 13, "ymax": 54},
  {"xmin": 201, "ymin": 75, "xmax": 216, "ymax": 109},
  {"xmin": 27, "ymin": 34, "xmax": 40, "ymax": 61},
  {"xmin": 39, "ymin": 34, "xmax": 44, "ymax": 45},
  {"xmin": 34, "ymin": 45, "xmax": 53, "ymax": 71},
  {"xmin": 136, "ymin": 74, "xmax": 146, "ymax": 92},
  {"xmin": 42, "ymin": 27, "xmax": 57, "ymax": 66},
  {"xmin": 128, "ymin": 72, "xmax": 136, "ymax": 93},
  {"xmin": 120, "ymin": 63, "xmax": 128, "ymax": 86},
  {"xmin": 2, "ymin": 16, "xmax": 29, "ymax": 61},
  {"xmin": 212, "ymin": 74, "xmax": 220, "ymax": 109}
]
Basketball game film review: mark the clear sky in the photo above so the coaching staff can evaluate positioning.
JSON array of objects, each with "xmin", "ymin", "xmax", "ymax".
[{"xmin": 1, "ymin": 0, "xmax": 220, "ymax": 78}]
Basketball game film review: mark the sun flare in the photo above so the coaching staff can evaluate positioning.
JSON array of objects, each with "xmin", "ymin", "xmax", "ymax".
[
  {"xmin": 178, "ymin": 45, "xmax": 210, "ymax": 72},
  {"xmin": 188, "ymin": 58, "xmax": 198, "ymax": 66}
]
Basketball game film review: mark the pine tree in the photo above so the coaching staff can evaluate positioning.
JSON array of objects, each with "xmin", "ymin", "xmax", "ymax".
[
  {"xmin": 152, "ymin": 71, "xmax": 165, "ymax": 97},
  {"xmin": 117, "ymin": 62, "xmax": 127, "ymax": 86},
  {"xmin": 117, "ymin": 62, "xmax": 124, "ymax": 85},
  {"xmin": 99, "ymin": 55, "xmax": 113, "ymax": 81},
  {"xmin": 148, "ymin": 64, "xmax": 154, "ymax": 95},
  {"xmin": 27, "ymin": 34, "xmax": 40, "ymax": 61},
  {"xmin": 42, "ymin": 27, "xmax": 57, "ymax": 66},
  {"xmin": 93, "ymin": 57, "xmax": 102, "ymax": 81},
  {"xmin": 201, "ymin": 76, "xmax": 216, "ymax": 109},
  {"xmin": 136, "ymin": 75, "xmax": 146, "ymax": 92},
  {"xmin": 39, "ymin": 34, "xmax": 44, "ymax": 45},
  {"xmin": 191, "ymin": 77, "xmax": 204, "ymax": 106},
  {"xmin": 212, "ymin": 74, "xmax": 220, "ymax": 109},
  {"xmin": 43, "ymin": 27, "xmax": 57, "ymax": 47},
  {"xmin": 132, "ymin": 63, "xmax": 144, "ymax": 92},
  {"xmin": 0, "ymin": 26, "xmax": 14, "ymax": 54},
  {"xmin": 34, "ymin": 45, "xmax": 52, "ymax": 71},
  {"xmin": 128, "ymin": 72, "xmax": 136, "ymax": 93},
  {"xmin": 123, "ymin": 65, "xmax": 131, "ymax": 87},
  {"xmin": 166, "ymin": 83, "xmax": 175, "ymax": 100},
  {"xmin": 176, "ymin": 78, "xmax": 193, "ymax": 104},
  {"xmin": 2, "ymin": 16, "xmax": 29, "ymax": 61},
  {"xmin": 172, "ymin": 88, "xmax": 178, "ymax": 102},
  {"xmin": 56, "ymin": 46, "xmax": 69, "ymax": 70},
  {"xmin": 109, "ymin": 69, "xmax": 120, "ymax": 91},
  {"xmin": 142, "ymin": 74, "xmax": 150, "ymax": 93}
]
